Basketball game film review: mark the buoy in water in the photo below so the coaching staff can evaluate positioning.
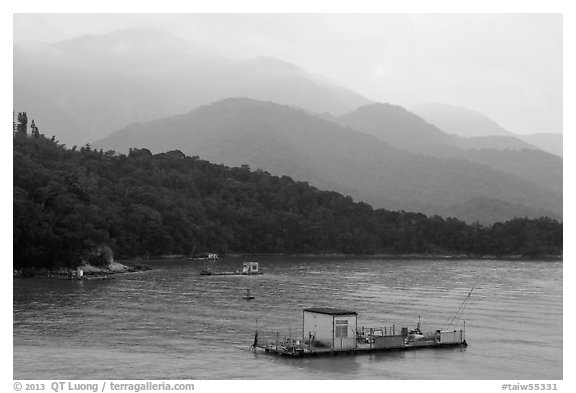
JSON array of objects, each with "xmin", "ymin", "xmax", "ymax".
[{"xmin": 243, "ymin": 289, "xmax": 255, "ymax": 300}]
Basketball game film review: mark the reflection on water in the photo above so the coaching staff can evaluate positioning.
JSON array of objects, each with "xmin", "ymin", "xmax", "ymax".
[{"xmin": 13, "ymin": 257, "xmax": 562, "ymax": 379}]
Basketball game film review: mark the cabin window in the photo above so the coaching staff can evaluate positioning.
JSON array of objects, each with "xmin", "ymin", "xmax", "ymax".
[{"xmin": 335, "ymin": 320, "xmax": 348, "ymax": 338}]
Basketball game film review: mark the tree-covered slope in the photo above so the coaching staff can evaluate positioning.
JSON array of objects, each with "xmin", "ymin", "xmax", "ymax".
[
  {"xmin": 95, "ymin": 98, "xmax": 562, "ymax": 224},
  {"xmin": 13, "ymin": 123, "xmax": 562, "ymax": 270}
]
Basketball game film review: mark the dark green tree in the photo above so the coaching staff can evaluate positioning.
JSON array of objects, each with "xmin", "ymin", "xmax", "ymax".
[
  {"xmin": 12, "ymin": 120, "xmax": 563, "ymax": 270},
  {"xmin": 30, "ymin": 120, "xmax": 40, "ymax": 138},
  {"xmin": 16, "ymin": 112, "xmax": 28, "ymax": 137}
]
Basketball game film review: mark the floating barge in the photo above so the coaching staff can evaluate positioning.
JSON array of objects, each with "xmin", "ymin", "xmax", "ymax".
[
  {"xmin": 189, "ymin": 252, "xmax": 219, "ymax": 261},
  {"xmin": 252, "ymin": 305, "xmax": 468, "ymax": 358},
  {"xmin": 200, "ymin": 261, "xmax": 263, "ymax": 276}
]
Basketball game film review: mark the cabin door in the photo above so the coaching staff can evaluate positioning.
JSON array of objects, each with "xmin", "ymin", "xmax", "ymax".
[{"xmin": 335, "ymin": 319, "xmax": 348, "ymax": 350}]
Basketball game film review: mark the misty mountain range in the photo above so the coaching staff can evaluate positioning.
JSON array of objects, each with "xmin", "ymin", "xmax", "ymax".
[
  {"xmin": 14, "ymin": 28, "xmax": 369, "ymax": 146},
  {"xmin": 411, "ymin": 103, "xmax": 562, "ymax": 157},
  {"xmin": 94, "ymin": 97, "xmax": 562, "ymax": 224},
  {"xmin": 14, "ymin": 28, "xmax": 563, "ymax": 224}
]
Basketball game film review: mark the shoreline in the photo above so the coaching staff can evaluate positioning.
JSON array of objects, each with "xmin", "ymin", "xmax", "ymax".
[
  {"xmin": 238, "ymin": 253, "xmax": 563, "ymax": 261},
  {"xmin": 13, "ymin": 261, "xmax": 152, "ymax": 279},
  {"xmin": 124, "ymin": 253, "xmax": 563, "ymax": 262},
  {"xmin": 14, "ymin": 253, "xmax": 562, "ymax": 278}
]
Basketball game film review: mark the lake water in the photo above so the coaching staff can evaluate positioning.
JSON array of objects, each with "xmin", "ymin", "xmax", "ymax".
[{"xmin": 13, "ymin": 257, "xmax": 562, "ymax": 380}]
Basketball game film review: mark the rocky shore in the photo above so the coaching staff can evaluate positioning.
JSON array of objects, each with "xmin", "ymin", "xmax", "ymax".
[{"xmin": 13, "ymin": 261, "xmax": 151, "ymax": 279}]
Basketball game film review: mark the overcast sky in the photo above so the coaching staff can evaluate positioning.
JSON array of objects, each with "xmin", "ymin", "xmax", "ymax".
[{"xmin": 13, "ymin": 13, "xmax": 563, "ymax": 135}]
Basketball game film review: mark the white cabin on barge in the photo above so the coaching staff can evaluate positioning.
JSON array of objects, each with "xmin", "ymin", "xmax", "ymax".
[
  {"xmin": 303, "ymin": 308, "xmax": 357, "ymax": 350},
  {"xmin": 242, "ymin": 262, "xmax": 260, "ymax": 275}
]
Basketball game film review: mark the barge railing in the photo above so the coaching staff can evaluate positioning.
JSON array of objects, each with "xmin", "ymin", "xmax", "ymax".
[{"xmin": 252, "ymin": 325, "xmax": 466, "ymax": 357}]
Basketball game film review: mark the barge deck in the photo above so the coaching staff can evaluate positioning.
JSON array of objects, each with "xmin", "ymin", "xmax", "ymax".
[{"xmin": 256, "ymin": 340, "xmax": 467, "ymax": 357}]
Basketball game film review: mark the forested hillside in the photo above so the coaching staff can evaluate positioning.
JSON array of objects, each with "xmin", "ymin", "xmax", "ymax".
[
  {"xmin": 94, "ymin": 98, "xmax": 562, "ymax": 224},
  {"xmin": 13, "ymin": 118, "xmax": 563, "ymax": 270}
]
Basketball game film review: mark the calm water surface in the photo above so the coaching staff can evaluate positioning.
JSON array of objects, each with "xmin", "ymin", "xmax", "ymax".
[{"xmin": 13, "ymin": 257, "xmax": 562, "ymax": 379}]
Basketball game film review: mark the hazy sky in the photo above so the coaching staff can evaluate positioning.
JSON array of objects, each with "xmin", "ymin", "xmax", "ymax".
[{"xmin": 13, "ymin": 13, "xmax": 563, "ymax": 135}]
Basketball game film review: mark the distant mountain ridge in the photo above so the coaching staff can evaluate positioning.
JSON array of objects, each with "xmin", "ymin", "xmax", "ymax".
[
  {"xmin": 411, "ymin": 103, "xmax": 562, "ymax": 157},
  {"xmin": 337, "ymin": 103, "xmax": 458, "ymax": 156},
  {"xmin": 14, "ymin": 28, "xmax": 371, "ymax": 146},
  {"xmin": 451, "ymin": 135, "xmax": 539, "ymax": 151},
  {"xmin": 517, "ymin": 133, "xmax": 563, "ymax": 158},
  {"xmin": 94, "ymin": 98, "xmax": 562, "ymax": 224},
  {"xmin": 336, "ymin": 103, "xmax": 562, "ymax": 195},
  {"xmin": 410, "ymin": 103, "xmax": 516, "ymax": 138}
]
